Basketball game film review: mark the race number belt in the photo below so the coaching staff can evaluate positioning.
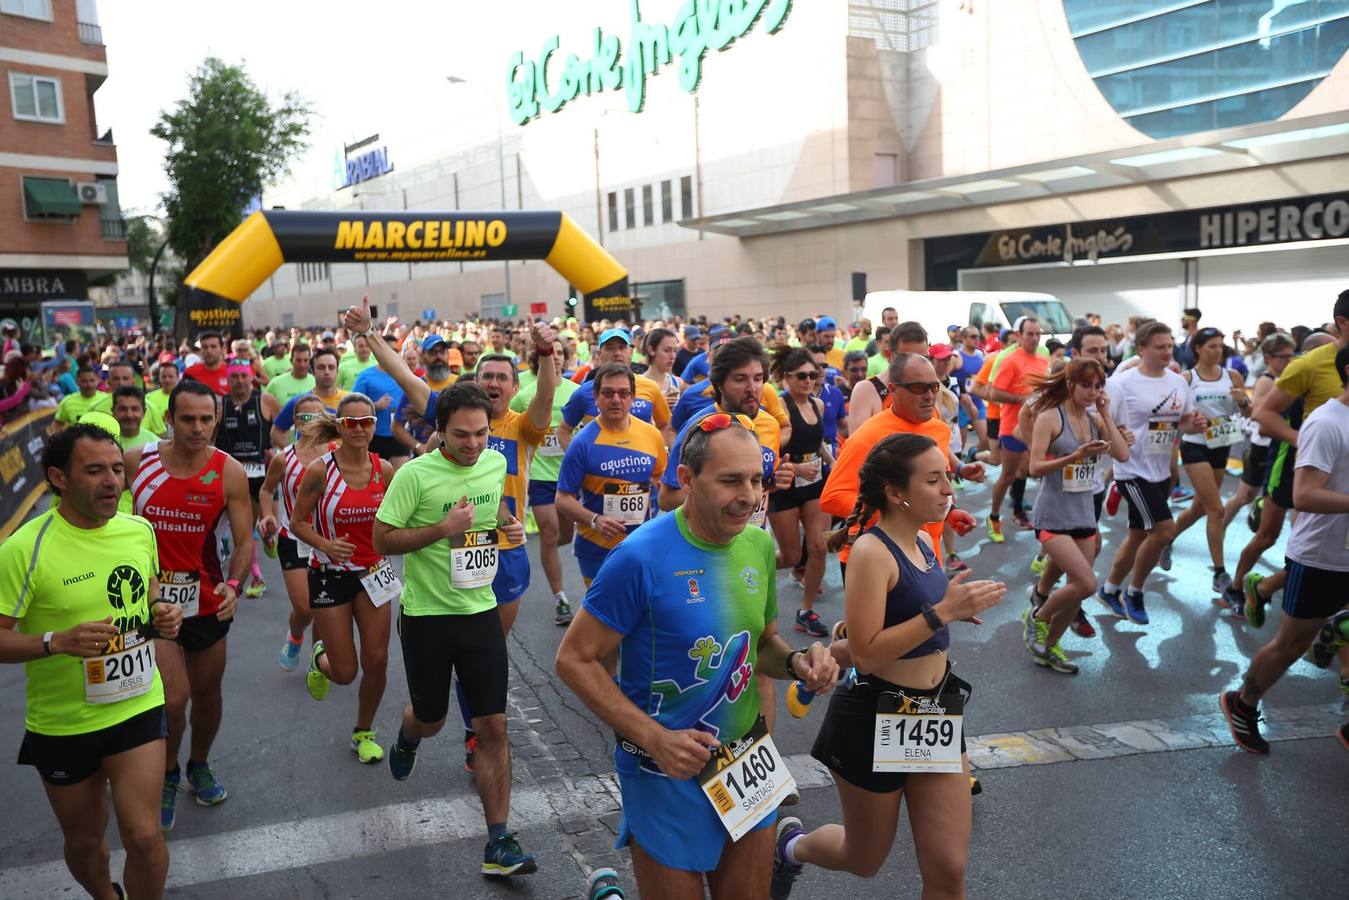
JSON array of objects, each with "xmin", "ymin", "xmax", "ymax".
[
  {"xmin": 603, "ymin": 482, "xmax": 649, "ymax": 525},
  {"xmin": 159, "ymin": 571, "xmax": 201, "ymax": 618},
  {"xmin": 1062, "ymin": 456, "xmax": 1097, "ymax": 493},
  {"xmin": 360, "ymin": 560, "xmax": 402, "ymax": 608},
  {"xmin": 1203, "ymin": 417, "xmax": 1241, "ymax": 449},
  {"xmin": 450, "ymin": 530, "xmax": 498, "ymax": 589},
  {"xmin": 697, "ymin": 716, "xmax": 796, "ymax": 841},
  {"xmin": 1144, "ymin": 421, "xmax": 1178, "ymax": 455},
  {"xmin": 793, "ymin": 452, "xmax": 822, "ymax": 488},
  {"xmin": 83, "ymin": 628, "xmax": 157, "ymax": 705},
  {"xmin": 539, "ymin": 428, "xmax": 564, "ymax": 458},
  {"xmin": 241, "ymin": 460, "xmax": 266, "ymax": 478},
  {"xmin": 872, "ymin": 690, "xmax": 964, "ymax": 773},
  {"xmin": 749, "ymin": 492, "xmax": 769, "ymax": 529}
]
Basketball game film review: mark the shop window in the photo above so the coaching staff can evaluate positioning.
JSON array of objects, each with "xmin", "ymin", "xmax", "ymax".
[{"xmin": 10, "ymin": 72, "xmax": 63, "ymax": 123}]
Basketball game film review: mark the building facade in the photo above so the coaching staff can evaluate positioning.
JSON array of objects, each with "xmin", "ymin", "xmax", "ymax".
[
  {"xmin": 0, "ymin": 0, "xmax": 126, "ymax": 344},
  {"xmin": 243, "ymin": 0, "xmax": 1349, "ymax": 335}
]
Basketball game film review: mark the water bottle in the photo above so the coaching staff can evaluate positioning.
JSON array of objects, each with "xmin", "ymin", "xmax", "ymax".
[{"xmin": 786, "ymin": 680, "xmax": 815, "ymax": 718}]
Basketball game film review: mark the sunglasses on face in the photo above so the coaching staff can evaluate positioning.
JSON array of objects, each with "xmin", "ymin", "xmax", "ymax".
[
  {"xmin": 598, "ymin": 389, "xmax": 633, "ymax": 400},
  {"xmin": 891, "ymin": 381, "xmax": 942, "ymax": 395},
  {"xmin": 338, "ymin": 415, "xmax": 377, "ymax": 428},
  {"xmin": 294, "ymin": 412, "xmax": 321, "ymax": 423},
  {"xmin": 790, "ymin": 370, "xmax": 820, "ymax": 381}
]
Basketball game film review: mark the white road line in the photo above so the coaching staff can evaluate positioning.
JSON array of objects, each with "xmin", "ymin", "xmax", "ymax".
[{"xmin": 2, "ymin": 702, "xmax": 1341, "ymax": 895}]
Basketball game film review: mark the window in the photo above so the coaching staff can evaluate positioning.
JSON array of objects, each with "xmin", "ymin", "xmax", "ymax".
[
  {"xmin": 1, "ymin": 0, "xmax": 53, "ymax": 21},
  {"xmin": 607, "ymin": 191, "xmax": 619, "ymax": 233},
  {"xmin": 21, "ymin": 176, "xmax": 79, "ymax": 221},
  {"xmin": 299, "ymin": 262, "xmax": 329, "ymax": 284},
  {"xmin": 680, "ymin": 176, "xmax": 694, "ymax": 218},
  {"xmin": 661, "ymin": 180, "xmax": 673, "ymax": 222},
  {"xmin": 10, "ymin": 73, "xmax": 63, "ymax": 124},
  {"xmin": 97, "ymin": 176, "xmax": 123, "ymax": 239},
  {"xmin": 642, "ymin": 185, "xmax": 654, "ymax": 226},
  {"xmin": 624, "ymin": 188, "xmax": 635, "ymax": 230}
]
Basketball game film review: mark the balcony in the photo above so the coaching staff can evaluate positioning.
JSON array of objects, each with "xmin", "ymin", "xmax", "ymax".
[
  {"xmin": 78, "ymin": 21, "xmax": 103, "ymax": 45},
  {"xmin": 101, "ymin": 218, "xmax": 126, "ymax": 240}
]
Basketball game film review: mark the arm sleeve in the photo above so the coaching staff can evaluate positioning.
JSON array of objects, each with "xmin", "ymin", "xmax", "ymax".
[
  {"xmin": 561, "ymin": 384, "xmax": 588, "ymax": 427},
  {"xmin": 819, "ymin": 431, "xmax": 865, "ymax": 518},
  {"xmin": 1105, "ymin": 377, "xmax": 1127, "ymax": 426},
  {"xmin": 0, "ymin": 526, "xmax": 32, "ymax": 618},
  {"xmin": 1292, "ymin": 414, "xmax": 1339, "ymax": 475},
  {"xmin": 580, "ymin": 540, "xmax": 650, "ymax": 636},
  {"xmin": 762, "ymin": 383, "xmax": 788, "ymax": 428},
  {"xmin": 556, "ymin": 432, "xmax": 587, "ymax": 495},
  {"xmin": 373, "ymin": 463, "xmax": 418, "ymax": 528}
]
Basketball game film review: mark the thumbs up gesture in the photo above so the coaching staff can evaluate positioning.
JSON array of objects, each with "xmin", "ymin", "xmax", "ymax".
[{"xmin": 443, "ymin": 495, "xmax": 476, "ymax": 536}]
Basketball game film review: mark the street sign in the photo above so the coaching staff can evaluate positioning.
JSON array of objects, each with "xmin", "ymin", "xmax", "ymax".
[
  {"xmin": 502, "ymin": 304, "xmax": 518, "ymax": 317},
  {"xmin": 422, "ymin": 308, "xmax": 437, "ymax": 321},
  {"xmin": 530, "ymin": 302, "xmax": 548, "ymax": 315}
]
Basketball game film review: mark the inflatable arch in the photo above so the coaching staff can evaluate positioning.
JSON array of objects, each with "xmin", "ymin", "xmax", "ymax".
[{"xmin": 180, "ymin": 209, "xmax": 630, "ymax": 334}]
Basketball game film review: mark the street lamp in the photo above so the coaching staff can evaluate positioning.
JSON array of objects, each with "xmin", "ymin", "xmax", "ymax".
[{"xmin": 447, "ymin": 75, "xmax": 511, "ymax": 311}]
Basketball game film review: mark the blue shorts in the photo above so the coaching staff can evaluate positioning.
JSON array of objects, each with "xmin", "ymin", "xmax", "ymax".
[
  {"xmin": 528, "ymin": 478, "xmax": 557, "ymax": 507},
  {"xmin": 492, "ymin": 544, "xmax": 530, "ymax": 605},
  {"xmin": 999, "ymin": 434, "xmax": 1028, "ymax": 453},
  {"xmin": 615, "ymin": 770, "xmax": 776, "ymax": 872},
  {"xmin": 958, "ymin": 396, "xmax": 986, "ymax": 431},
  {"xmin": 576, "ymin": 541, "xmax": 610, "ymax": 583}
]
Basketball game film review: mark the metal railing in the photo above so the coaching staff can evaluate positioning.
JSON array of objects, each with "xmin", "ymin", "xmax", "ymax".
[
  {"xmin": 101, "ymin": 218, "xmax": 126, "ymax": 240},
  {"xmin": 78, "ymin": 21, "xmax": 103, "ymax": 45}
]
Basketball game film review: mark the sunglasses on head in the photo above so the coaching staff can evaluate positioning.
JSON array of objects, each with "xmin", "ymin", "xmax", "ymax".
[
  {"xmin": 697, "ymin": 412, "xmax": 755, "ymax": 433},
  {"xmin": 338, "ymin": 415, "xmax": 377, "ymax": 428},
  {"xmin": 891, "ymin": 381, "xmax": 942, "ymax": 396}
]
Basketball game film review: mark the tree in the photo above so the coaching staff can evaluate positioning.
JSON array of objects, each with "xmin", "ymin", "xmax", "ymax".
[{"xmin": 151, "ymin": 57, "xmax": 311, "ymax": 335}]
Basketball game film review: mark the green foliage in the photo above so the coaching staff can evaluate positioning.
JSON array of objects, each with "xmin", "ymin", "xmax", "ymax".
[
  {"xmin": 151, "ymin": 57, "xmax": 312, "ymax": 270},
  {"xmin": 124, "ymin": 215, "xmax": 157, "ymax": 274}
]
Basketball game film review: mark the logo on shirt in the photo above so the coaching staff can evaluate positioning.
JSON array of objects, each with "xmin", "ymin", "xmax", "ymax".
[
  {"xmin": 740, "ymin": 566, "xmax": 760, "ymax": 594},
  {"xmin": 687, "ymin": 578, "xmax": 702, "ymax": 603},
  {"xmin": 200, "ymin": 470, "xmax": 220, "ymax": 485}
]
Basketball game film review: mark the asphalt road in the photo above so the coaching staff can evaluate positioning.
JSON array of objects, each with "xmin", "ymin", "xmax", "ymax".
[{"xmin": 2, "ymin": 470, "xmax": 1345, "ymax": 899}]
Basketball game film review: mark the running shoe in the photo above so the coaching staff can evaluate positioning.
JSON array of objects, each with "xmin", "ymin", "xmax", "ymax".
[
  {"xmin": 945, "ymin": 553, "xmax": 970, "ymax": 574},
  {"xmin": 351, "ymin": 728, "xmax": 384, "ymax": 764},
  {"xmin": 1219, "ymin": 691, "xmax": 1269, "ymax": 754},
  {"xmin": 1306, "ymin": 610, "xmax": 1349, "ymax": 668},
  {"xmin": 1029, "ymin": 615, "xmax": 1050, "ymax": 656},
  {"xmin": 1040, "ymin": 642, "xmax": 1079, "ymax": 674},
  {"xmin": 790, "ymin": 566, "xmax": 806, "ymax": 585},
  {"xmin": 1212, "ymin": 569, "xmax": 1232, "ymax": 596},
  {"xmin": 1243, "ymin": 572, "xmax": 1269, "ymax": 629},
  {"xmin": 780, "ymin": 788, "xmax": 801, "ymax": 807},
  {"xmin": 464, "ymin": 731, "xmax": 478, "ymax": 774},
  {"xmin": 161, "ymin": 770, "xmax": 180, "ymax": 831},
  {"xmin": 1246, "ymin": 496, "xmax": 1263, "ymax": 533},
  {"xmin": 278, "ymin": 634, "xmax": 302, "ymax": 672},
  {"xmin": 1105, "ymin": 481, "xmax": 1122, "ymax": 516},
  {"xmin": 482, "ymin": 832, "xmax": 537, "ymax": 877},
  {"xmin": 185, "ymin": 761, "xmax": 228, "ymax": 805},
  {"xmin": 1025, "ymin": 583, "xmax": 1046, "ymax": 611},
  {"xmin": 771, "ymin": 816, "xmax": 805, "ymax": 900},
  {"xmin": 1069, "ymin": 608, "xmax": 1096, "ymax": 638},
  {"xmin": 244, "ymin": 580, "xmax": 266, "ymax": 598},
  {"xmin": 795, "ymin": 608, "xmax": 827, "ymax": 638},
  {"xmin": 1122, "ymin": 590, "xmax": 1149, "ymax": 625},
  {"xmin": 1221, "ymin": 585, "xmax": 1246, "ymax": 617},
  {"xmin": 306, "ymin": 640, "xmax": 330, "ymax": 701},
  {"xmin": 587, "ymin": 868, "xmax": 625, "ymax": 900},
  {"xmin": 987, "ymin": 518, "xmax": 1005, "ymax": 543},
  {"xmin": 1029, "ymin": 554, "xmax": 1047, "ymax": 576},
  {"xmin": 1020, "ymin": 608, "xmax": 1036, "ymax": 651},
  {"xmin": 388, "ymin": 735, "xmax": 418, "ymax": 781},
  {"xmin": 554, "ymin": 596, "xmax": 574, "ymax": 627},
  {"xmin": 1097, "ymin": 586, "xmax": 1126, "ymax": 619},
  {"xmin": 1159, "ymin": 543, "xmax": 1173, "ymax": 572},
  {"xmin": 970, "ymin": 776, "xmax": 982, "ymax": 796},
  {"xmin": 1012, "ymin": 510, "xmax": 1033, "ymax": 530},
  {"xmin": 1169, "ymin": 485, "xmax": 1195, "ymax": 504}
]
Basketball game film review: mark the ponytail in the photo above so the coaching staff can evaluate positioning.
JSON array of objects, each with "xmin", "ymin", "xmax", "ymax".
[{"xmin": 827, "ymin": 495, "xmax": 873, "ymax": 552}]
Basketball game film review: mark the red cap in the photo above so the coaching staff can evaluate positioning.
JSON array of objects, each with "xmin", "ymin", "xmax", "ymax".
[
  {"xmin": 929, "ymin": 343, "xmax": 954, "ymax": 360},
  {"xmin": 158, "ymin": 351, "xmax": 177, "ymax": 364}
]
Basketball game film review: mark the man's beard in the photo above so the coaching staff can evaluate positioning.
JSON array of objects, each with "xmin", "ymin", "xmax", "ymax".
[{"xmin": 428, "ymin": 363, "xmax": 450, "ymax": 382}]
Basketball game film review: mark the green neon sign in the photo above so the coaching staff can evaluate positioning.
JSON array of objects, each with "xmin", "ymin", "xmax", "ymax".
[{"xmin": 506, "ymin": 0, "xmax": 793, "ymax": 126}]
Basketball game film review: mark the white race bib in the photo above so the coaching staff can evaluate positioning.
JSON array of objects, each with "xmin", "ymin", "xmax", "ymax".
[
  {"xmin": 1203, "ymin": 417, "xmax": 1241, "ymax": 449},
  {"xmin": 360, "ymin": 560, "xmax": 402, "ymax": 608},
  {"xmin": 1062, "ymin": 458, "xmax": 1096, "ymax": 493},
  {"xmin": 539, "ymin": 428, "xmax": 564, "ymax": 458},
  {"xmin": 603, "ymin": 483, "xmax": 649, "ymax": 525},
  {"xmin": 159, "ymin": 571, "xmax": 201, "ymax": 618},
  {"xmin": 793, "ymin": 452, "xmax": 822, "ymax": 488},
  {"xmin": 450, "ymin": 531, "xmax": 499, "ymax": 589},
  {"xmin": 698, "ymin": 718, "xmax": 796, "ymax": 841},
  {"xmin": 749, "ymin": 492, "xmax": 769, "ymax": 529},
  {"xmin": 242, "ymin": 461, "xmax": 266, "ymax": 478},
  {"xmin": 83, "ymin": 630, "xmax": 156, "ymax": 705},
  {"xmin": 1144, "ymin": 421, "xmax": 1178, "ymax": 455},
  {"xmin": 873, "ymin": 692, "xmax": 964, "ymax": 773}
]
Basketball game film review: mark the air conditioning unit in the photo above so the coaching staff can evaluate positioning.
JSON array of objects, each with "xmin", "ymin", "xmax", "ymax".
[{"xmin": 76, "ymin": 182, "xmax": 108, "ymax": 204}]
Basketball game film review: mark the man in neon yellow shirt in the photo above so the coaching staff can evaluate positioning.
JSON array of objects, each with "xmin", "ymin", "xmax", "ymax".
[
  {"xmin": 143, "ymin": 357, "xmax": 178, "ymax": 436},
  {"xmin": 261, "ymin": 340, "xmax": 292, "ymax": 379},
  {"xmin": 338, "ymin": 334, "xmax": 378, "ymax": 390},
  {"xmin": 55, "ymin": 366, "xmax": 103, "ymax": 430},
  {"xmin": 263, "ymin": 343, "xmax": 315, "ymax": 407}
]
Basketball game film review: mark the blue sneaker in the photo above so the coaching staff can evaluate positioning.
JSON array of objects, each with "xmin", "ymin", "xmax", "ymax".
[
  {"xmin": 1097, "ymin": 586, "xmax": 1126, "ymax": 619},
  {"xmin": 388, "ymin": 735, "xmax": 418, "ymax": 781},
  {"xmin": 185, "ymin": 761, "xmax": 227, "ymax": 806},
  {"xmin": 587, "ymin": 868, "xmax": 624, "ymax": 900},
  {"xmin": 482, "ymin": 832, "xmax": 537, "ymax": 877},
  {"xmin": 278, "ymin": 634, "xmax": 302, "ymax": 672},
  {"xmin": 771, "ymin": 815, "xmax": 806, "ymax": 900},
  {"xmin": 1123, "ymin": 590, "xmax": 1149, "ymax": 625},
  {"xmin": 160, "ymin": 770, "xmax": 180, "ymax": 831}
]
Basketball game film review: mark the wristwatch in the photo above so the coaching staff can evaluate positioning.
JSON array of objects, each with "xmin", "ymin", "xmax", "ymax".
[
  {"xmin": 786, "ymin": 648, "xmax": 807, "ymax": 679},
  {"xmin": 589, "ymin": 512, "xmax": 600, "ymax": 529},
  {"xmin": 225, "ymin": 578, "xmax": 243, "ymax": 593},
  {"xmin": 920, "ymin": 603, "xmax": 944, "ymax": 632},
  {"xmin": 42, "ymin": 631, "xmax": 54, "ymax": 656}
]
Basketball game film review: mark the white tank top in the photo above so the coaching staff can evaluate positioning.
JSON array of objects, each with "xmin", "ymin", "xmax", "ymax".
[{"xmin": 1181, "ymin": 367, "xmax": 1239, "ymax": 446}]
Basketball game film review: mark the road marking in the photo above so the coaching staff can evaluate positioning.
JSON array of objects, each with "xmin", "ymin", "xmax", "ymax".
[{"xmin": 2, "ymin": 702, "xmax": 1340, "ymax": 894}]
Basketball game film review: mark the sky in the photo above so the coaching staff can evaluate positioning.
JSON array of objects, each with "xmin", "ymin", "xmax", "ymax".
[{"xmin": 98, "ymin": 0, "xmax": 581, "ymax": 214}]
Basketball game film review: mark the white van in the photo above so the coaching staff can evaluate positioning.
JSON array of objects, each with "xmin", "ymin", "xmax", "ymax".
[{"xmin": 861, "ymin": 291, "xmax": 1077, "ymax": 346}]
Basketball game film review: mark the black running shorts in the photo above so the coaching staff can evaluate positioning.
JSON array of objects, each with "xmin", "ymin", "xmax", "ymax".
[
  {"xmin": 308, "ymin": 566, "xmax": 365, "ymax": 609},
  {"xmin": 1116, "ymin": 477, "xmax": 1172, "ymax": 531},
  {"xmin": 1241, "ymin": 442, "xmax": 1270, "ymax": 488},
  {"xmin": 277, "ymin": 534, "xmax": 309, "ymax": 572},
  {"xmin": 1179, "ymin": 442, "xmax": 1230, "ymax": 469},
  {"xmin": 1282, "ymin": 558, "xmax": 1349, "ymax": 620},
  {"xmin": 178, "ymin": 613, "xmax": 231, "ymax": 653},
  {"xmin": 398, "ymin": 608, "xmax": 507, "ymax": 725},
  {"xmin": 18, "ymin": 705, "xmax": 166, "ymax": 786}
]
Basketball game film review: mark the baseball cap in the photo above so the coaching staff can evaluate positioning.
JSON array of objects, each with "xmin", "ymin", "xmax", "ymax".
[
  {"xmin": 158, "ymin": 351, "xmax": 177, "ymax": 365},
  {"xmin": 708, "ymin": 325, "xmax": 731, "ymax": 341},
  {"xmin": 929, "ymin": 343, "xmax": 954, "ymax": 360},
  {"xmin": 447, "ymin": 348, "xmax": 464, "ymax": 366},
  {"xmin": 321, "ymin": 330, "xmax": 336, "ymax": 340},
  {"xmin": 817, "ymin": 316, "xmax": 838, "ymax": 330},
  {"xmin": 421, "ymin": 334, "xmax": 448, "ymax": 352},
  {"xmin": 598, "ymin": 327, "xmax": 632, "ymax": 346},
  {"xmin": 684, "ymin": 325, "xmax": 702, "ymax": 339}
]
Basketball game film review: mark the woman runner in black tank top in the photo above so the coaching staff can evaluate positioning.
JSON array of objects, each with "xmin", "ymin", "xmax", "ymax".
[{"xmin": 768, "ymin": 346, "xmax": 836, "ymax": 637}]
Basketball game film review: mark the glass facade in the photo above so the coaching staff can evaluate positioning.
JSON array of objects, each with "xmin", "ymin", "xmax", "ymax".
[{"xmin": 1063, "ymin": 1, "xmax": 1349, "ymax": 137}]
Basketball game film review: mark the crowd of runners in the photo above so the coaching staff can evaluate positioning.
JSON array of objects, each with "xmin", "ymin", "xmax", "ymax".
[{"xmin": 2, "ymin": 290, "xmax": 1347, "ymax": 899}]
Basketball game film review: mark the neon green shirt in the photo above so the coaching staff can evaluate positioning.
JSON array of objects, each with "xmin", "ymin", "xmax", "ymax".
[
  {"xmin": 845, "ymin": 337, "xmax": 870, "ymax": 353},
  {"xmin": 56, "ymin": 391, "xmax": 103, "ymax": 425},
  {"xmin": 0, "ymin": 511, "xmax": 163, "ymax": 735},
  {"xmin": 262, "ymin": 355, "xmax": 292, "ymax": 379},
  {"xmin": 867, "ymin": 353, "xmax": 887, "ymax": 377},
  {"xmin": 375, "ymin": 448, "xmax": 508, "ymax": 616},
  {"xmin": 338, "ymin": 354, "xmax": 377, "ymax": 391},
  {"xmin": 511, "ymin": 376, "xmax": 579, "ymax": 483},
  {"xmin": 265, "ymin": 372, "xmax": 316, "ymax": 407},
  {"xmin": 143, "ymin": 389, "xmax": 170, "ymax": 436}
]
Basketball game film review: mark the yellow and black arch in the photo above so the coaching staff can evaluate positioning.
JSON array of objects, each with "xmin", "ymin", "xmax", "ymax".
[{"xmin": 181, "ymin": 209, "xmax": 629, "ymax": 332}]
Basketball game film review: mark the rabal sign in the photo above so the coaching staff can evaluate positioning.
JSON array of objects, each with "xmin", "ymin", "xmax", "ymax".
[{"xmin": 507, "ymin": 0, "xmax": 792, "ymax": 126}]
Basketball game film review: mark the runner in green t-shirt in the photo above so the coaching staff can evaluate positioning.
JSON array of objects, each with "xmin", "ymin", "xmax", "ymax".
[
  {"xmin": 143, "ymin": 361, "xmax": 178, "ymax": 436},
  {"xmin": 337, "ymin": 334, "xmax": 378, "ymax": 390},
  {"xmin": 55, "ymin": 366, "xmax": 103, "ymax": 428},
  {"xmin": 261, "ymin": 341, "xmax": 292, "ymax": 380},
  {"xmin": 510, "ymin": 337, "xmax": 580, "ymax": 625},
  {"xmin": 264, "ymin": 343, "xmax": 316, "ymax": 407},
  {"xmin": 0, "ymin": 424, "xmax": 182, "ymax": 900},
  {"xmin": 372, "ymin": 380, "xmax": 538, "ymax": 879}
]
